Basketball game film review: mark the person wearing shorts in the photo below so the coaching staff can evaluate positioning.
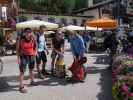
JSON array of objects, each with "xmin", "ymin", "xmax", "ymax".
[
  {"xmin": 36, "ymin": 25, "xmax": 49, "ymax": 79},
  {"xmin": 16, "ymin": 28, "xmax": 37, "ymax": 93}
]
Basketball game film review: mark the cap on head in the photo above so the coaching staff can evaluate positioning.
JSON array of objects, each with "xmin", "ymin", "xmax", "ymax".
[{"xmin": 24, "ymin": 28, "xmax": 32, "ymax": 33}]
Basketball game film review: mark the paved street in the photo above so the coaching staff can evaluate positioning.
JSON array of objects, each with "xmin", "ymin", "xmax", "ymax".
[{"xmin": 0, "ymin": 51, "xmax": 112, "ymax": 100}]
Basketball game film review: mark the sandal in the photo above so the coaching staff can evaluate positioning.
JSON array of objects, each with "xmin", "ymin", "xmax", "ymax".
[{"xmin": 19, "ymin": 86, "xmax": 27, "ymax": 93}]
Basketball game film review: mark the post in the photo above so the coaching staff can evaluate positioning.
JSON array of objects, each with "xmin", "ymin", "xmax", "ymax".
[
  {"xmin": 117, "ymin": 0, "xmax": 122, "ymax": 26},
  {"xmin": 98, "ymin": 7, "xmax": 102, "ymax": 18}
]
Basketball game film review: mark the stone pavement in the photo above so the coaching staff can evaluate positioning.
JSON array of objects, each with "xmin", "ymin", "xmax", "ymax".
[{"xmin": 0, "ymin": 51, "xmax": 112, "ymax": 100}]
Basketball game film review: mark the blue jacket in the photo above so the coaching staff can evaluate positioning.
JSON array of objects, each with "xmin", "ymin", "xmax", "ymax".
[{"xmin": 69, "ymin": 34, "xmax": 85, "ymax": 57}]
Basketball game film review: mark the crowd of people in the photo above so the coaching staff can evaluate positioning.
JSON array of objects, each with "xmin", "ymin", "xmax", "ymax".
[
  {"xmin": 16, "ymin": 25, "xmax": 133, "ymax": 93},
  {"xmin": 16, "ymin": 26, "xmax": 87, "ymax": 93}
]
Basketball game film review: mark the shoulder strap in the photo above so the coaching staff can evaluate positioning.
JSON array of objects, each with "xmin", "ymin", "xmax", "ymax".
[
  {"xmin": 31, "ymin": 35, "xmax": 37, "ymax": 50},
  {"xmin": 37, "ymin": 33, "xmax": 40, "ymax": 44}
]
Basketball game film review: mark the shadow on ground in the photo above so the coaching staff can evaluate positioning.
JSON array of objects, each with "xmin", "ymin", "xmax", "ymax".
[
  {"xmin": 0, "ymin": 76, "xmax": 18, "ymax": 92},
  {"xmin": 0, "ymin": 74, "xmax": 69, "ymax": 93},
  {"xmin": 86, "ymin": 62, "xmax": 112, "ymax": 100},
  {"xmin": 97, "ymin": 69, "xmax": 113, "ymax": 100}
]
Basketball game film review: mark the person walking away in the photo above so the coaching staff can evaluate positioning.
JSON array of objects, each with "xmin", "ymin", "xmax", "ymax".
[
  {"xmin": 16, "ymin": 28, "xmax": 37, "ymax": 93},
  {"xmin": 36, "ymin": 25, "xmax": 49, "ymax": 79},
  {"xmin": 68, "ymin": 30, "xmax": 86, "ymax": 82},
  {"xmin": 51, "ymin": 29, "xmax": 65, "ymax": 76}
]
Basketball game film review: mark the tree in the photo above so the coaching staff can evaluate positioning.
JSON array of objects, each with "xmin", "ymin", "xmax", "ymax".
[
  {"xmin": 19, "ymin": 0, "xmax": 87, "ymax": 15},
  {"xmin": 75, "ymin": 0, "xmax": 88, "ymax": 10}
]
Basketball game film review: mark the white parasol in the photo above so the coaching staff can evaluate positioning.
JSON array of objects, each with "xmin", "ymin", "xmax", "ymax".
[
  {"xmin": 62, "ymin": 25, "xmax": 84, "ymax": 31},
  {"xmin": 16, "ymin": 20, "xmax": 59, "ymax": 30},
  {"xmin": 61, "ymin": 25, "xmax": 102, "ymax": 31}
]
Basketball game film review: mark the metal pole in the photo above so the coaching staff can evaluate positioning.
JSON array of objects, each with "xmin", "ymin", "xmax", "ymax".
[{"xmin": 117, "ymin": 0, "xmax": 120, "ymax": 25}]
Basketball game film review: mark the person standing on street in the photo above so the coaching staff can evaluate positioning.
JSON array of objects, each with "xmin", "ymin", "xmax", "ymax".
[
  {"xmin": 36, "ymin": 25, "xmax": 49, "ymax": 79},
  {"xmin": 51, "ymin": 29, "xmax": 65, "ymax": 76},
  {"xmin": 68, "ymin": 30, "xmax": 86, "ymax": 82},
  {"xmin": 69, "ymin": 30, "xmax": 85, "ymax": 59},
  {"xmin": 16, "ymin": 28, "xmax": 37, "ymax": 93}
]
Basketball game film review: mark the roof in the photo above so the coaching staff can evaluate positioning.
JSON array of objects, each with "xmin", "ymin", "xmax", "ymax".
[{"xmin": 73, "ymin": 0, "xmax": 115, "ymax": 14}]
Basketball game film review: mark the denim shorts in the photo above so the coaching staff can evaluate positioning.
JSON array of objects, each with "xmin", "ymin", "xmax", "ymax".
[{"xmin": 19, "ymin": 55, "xmax": 35, "ymax": 72}]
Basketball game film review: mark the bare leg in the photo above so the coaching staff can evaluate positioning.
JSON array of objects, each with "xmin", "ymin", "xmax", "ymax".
[
  {"xmin": 19, "ymin": 71, "xmax": 28, "ymax": 93},
  {"xmin": 29, "ymin": 69, "xmax": 34, "ymax": 82},
  {"xmin": 29, "ymin": 69, "xmax": 38, "ymax": 86},
  {"xmin": 36, "ymin": 64, "xmax": 41, "ymax": 74},
  {"xmin": 19, "ymin": 71, "xmax": 24, "ymax": 88}
]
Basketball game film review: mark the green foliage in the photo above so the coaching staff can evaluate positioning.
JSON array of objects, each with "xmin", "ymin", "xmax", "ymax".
[{"xmin": 20, "ymin": 0, "xmax": 88, "ymax": 14}]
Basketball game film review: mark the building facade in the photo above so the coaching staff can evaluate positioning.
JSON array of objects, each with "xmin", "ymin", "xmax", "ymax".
[
  {"xmin": 74, "ymin": 0, "xmax": 114, "ymax": 19},
  {"xmin": 0, "ymin": 0, "xmax": 18, "ymax": 20},
  {"xmin": 0, "ymin": 0, "xmax": 18, "ymax": 28}
]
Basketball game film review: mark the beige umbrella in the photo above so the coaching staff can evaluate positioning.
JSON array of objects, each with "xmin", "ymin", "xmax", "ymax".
[
  {"xmin": 16, "ymin": 20, "xmax": 59, "ymax": 30},
  {"xmin": 62, "ymin": 25, "xmax": 84, "ymax": 31}
]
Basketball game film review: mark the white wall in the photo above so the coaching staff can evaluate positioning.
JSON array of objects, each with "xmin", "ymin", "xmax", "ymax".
[{"xmin": 88, "ymin": 0, "xmax": 94, "ymax": 7}]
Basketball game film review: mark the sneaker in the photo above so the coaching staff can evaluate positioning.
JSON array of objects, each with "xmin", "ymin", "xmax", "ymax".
[
  {"xmin": 19, "ymin": 87, "xmax": 27, "ymax": 93},
  {"xmin": 38, "ymin": 73, "xmax": 44, "ymax": 79},
  {"xmin": 30, "ymin": 81, "xmax": 38, "ymax": 86},
  {"xmin": 42, "ymin": 70, "xmax": 50, "ymax": 75}
]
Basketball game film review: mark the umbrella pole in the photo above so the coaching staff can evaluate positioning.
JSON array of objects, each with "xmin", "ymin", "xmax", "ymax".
[
  {"xmin": 97, "ymin": 26, "xmax": 99, "ymax": 31},
  {"xmin": 85, "ymin": 25, "xmax": 87, "ymax": 31},
  {"xmin": 84, "ymin": 25, "xmax": 87, "ymax": 34}
]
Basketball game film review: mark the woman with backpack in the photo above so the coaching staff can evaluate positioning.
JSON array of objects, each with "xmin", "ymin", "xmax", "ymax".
[{"xmin": 16, "ymin": 28, "xmax": 37, "ymax": 93}]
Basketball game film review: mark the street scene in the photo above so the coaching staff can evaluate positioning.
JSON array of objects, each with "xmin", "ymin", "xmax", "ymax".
[
  {"xmin": 0, "ymin": 51, "xmax": 112, "ymax": 100},
  {"xmin": 0, "ymin": 0, "xmax": 133, "ymax": 100}
]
